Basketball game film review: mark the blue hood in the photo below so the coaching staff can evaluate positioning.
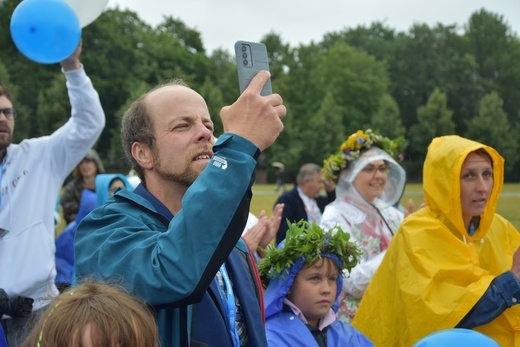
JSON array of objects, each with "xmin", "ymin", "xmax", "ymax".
[{"xmin": 95, "ymin": 174, "xmax": 133, "ymax": 207}]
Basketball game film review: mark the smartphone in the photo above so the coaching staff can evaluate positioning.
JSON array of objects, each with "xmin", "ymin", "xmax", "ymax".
[{"xmin": 234, "ymin": 40, "xmax": 272, "ymax": 96}]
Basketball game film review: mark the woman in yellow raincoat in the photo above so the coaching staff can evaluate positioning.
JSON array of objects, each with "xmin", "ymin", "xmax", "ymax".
[{"xmin": 352, "ymin": 135, "xmax": 520, "ymax": 347}]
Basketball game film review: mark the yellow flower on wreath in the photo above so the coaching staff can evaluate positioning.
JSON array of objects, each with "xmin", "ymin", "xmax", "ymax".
[{"xmin": 342, "ymin": 130, "xmax": 369, "ymax": 152}]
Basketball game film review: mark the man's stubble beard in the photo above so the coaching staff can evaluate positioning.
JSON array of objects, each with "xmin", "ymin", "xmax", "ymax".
[
  {"xmin": 0, "ymin": 134, "xmax": 12, "ymax": 152},
  {"xmin": 153, "ymin": 152, "xmax": 202, "ymax": 188}
]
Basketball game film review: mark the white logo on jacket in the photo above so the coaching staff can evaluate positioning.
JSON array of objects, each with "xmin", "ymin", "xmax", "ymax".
[{"xmin": 213, "ymin": 156, "xmax": 228, "ymax": 170}]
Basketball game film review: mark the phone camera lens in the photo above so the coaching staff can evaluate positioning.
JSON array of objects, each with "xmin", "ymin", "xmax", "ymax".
[
  {"xmin": 243, "ymin": 59, "xmax": 249, "ymax": 66},
  {"xmin": 242, "ymin": 52, "xmax": 247, "ymax": 58},
  {"xmin": 241, "ymin": 46, "xmax": 247, "ymax": 52}
]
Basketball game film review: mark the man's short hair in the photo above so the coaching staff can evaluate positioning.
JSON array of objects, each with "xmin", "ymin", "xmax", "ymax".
[
  {"xmin": 120, "ymin": 79, "xmax": 189, "ymax": 183},
  {"xmin": 296, "ymin": 163, "xmax": 321, "ymax": 185}
]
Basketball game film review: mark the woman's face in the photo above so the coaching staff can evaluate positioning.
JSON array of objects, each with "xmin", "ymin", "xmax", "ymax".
[
  {"xmin": 353, "ymin": 159, "xmax": 388, "ymax": 202},
  {"xmin": 79, "ymin": 158, "xmax": 98, "ymax": 179},
  {"xmin": 460, "ymin": 152, "xmax": 494, "ymax": 229}
]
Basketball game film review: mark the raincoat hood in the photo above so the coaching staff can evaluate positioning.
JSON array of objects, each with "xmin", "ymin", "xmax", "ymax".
[
  {"xmin": 337, "ymin": 147, "xmax": 406, "ymax": 208},
  {"xmin": 95, "ymin": 174, "xmax": 133, "ymax": 207},
  {"xmin": 423, "ymin": 135, "xmax": 504, "ymax": 241}
]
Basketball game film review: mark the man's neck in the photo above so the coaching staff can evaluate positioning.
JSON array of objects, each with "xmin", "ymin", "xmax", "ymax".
[
  {"xmin": 298, "ymin": 186, "xmax": 314, "ymax": 200},
  {"xmin": 145, "ymin": 177, "xmax": 186, "ymax": 215}
]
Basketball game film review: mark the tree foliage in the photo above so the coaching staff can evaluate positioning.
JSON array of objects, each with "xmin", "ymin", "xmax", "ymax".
[
  {"xmin": 465, "ymin": 92, "xmax": 519, "ymax": 175},
  {"xmin": 1, "ymin": 0, "xmax": 519, "ymax": 181}
]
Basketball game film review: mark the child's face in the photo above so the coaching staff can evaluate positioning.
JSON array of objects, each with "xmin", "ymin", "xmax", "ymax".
[{"xmin": 286, "ymin": 258, "xmax": 339, "ymax": 327}]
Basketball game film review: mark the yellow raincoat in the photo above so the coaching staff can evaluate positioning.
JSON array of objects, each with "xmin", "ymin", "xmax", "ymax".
[{"xmin": 352, "ymin": 135, "xmax": 520, "ymax": 346}]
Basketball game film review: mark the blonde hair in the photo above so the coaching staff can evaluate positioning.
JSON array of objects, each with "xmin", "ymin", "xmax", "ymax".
[{"xmin": 21, "ymin": 280, "xmax": 159, "ymax": 347}]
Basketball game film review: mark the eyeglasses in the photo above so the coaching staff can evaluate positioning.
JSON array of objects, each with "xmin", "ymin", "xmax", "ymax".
[
  {"xmin": 0, "ymin": 108, "xmax": 17, "ymax": 120},
  {"xmin": 361, "ymin": 165, "xmax": 389, "ymax": 175}
]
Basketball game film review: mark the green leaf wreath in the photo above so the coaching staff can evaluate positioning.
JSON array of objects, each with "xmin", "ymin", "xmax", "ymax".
[{"xmin": 258, "ymin": 220, "xmax": 362, "ymax": 287}]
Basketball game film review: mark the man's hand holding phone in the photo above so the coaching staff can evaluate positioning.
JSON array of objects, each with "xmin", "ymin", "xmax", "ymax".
[{"xmin": 220, "ymin": 70, "xmax": 285, "ymax": 151}]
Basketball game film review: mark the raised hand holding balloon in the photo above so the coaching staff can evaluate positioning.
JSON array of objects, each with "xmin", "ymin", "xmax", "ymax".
[{"xmin": 10, "ymin": 0, "xmax": 81, "ymax": 64}]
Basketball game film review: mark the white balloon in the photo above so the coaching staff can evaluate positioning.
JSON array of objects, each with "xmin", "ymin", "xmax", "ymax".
[{"xmin": 61, "ymin": 0, "xmax": 108, "ymax": 28}]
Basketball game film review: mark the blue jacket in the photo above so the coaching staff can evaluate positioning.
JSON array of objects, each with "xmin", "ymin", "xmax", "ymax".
[
  {"xmin": 266, "ymin": 310, "xmax": 372, "ymax": 347},
  {"xmin": 55, "ymin": 189, "xmax": 96, "ymax": 284},
  {"xmin": 75, "ymin": 134, "xmax": 261, "ymax": 347},
  {"xmin": 274, "ymin": 188, "xmax": 335, "ymax": 244}
]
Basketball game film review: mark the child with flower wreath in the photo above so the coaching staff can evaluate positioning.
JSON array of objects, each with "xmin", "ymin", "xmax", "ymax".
[
  {"xmin": 259, "ymin": 220, "xmax": 373, "ymax": 347},
  {"xmin": 319, "ymin": 129, "xmax": 408, "ymax": 324}
]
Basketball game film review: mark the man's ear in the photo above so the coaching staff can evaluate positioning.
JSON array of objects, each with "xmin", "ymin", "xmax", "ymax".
[{"xmin": 131, "ymin": 142, "xmax": 153, "ymax": 170}]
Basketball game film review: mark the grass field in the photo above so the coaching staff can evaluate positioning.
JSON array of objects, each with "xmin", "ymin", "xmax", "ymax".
[{"xmin": 251, "ymin": 183, "xmax": 520, "ymax": 230}]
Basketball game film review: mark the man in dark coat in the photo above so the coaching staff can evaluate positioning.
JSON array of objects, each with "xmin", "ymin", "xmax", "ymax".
[{"xmin": 274, "ymin": 163, "xmax": 335, "ymax": 244}]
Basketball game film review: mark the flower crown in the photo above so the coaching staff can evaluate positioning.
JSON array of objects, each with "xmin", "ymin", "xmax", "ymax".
[
  {"xmin": 258, "ymin": 220, "xmax": 361, "ymax": 286},
  {"xmin": 322, "ymin": 129, "xmax": 403, "ymax": 183}
]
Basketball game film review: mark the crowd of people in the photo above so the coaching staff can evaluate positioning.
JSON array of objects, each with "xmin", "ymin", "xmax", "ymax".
[{"xmin": 0, "ymin": 38, "xmax": 519, "ymax": 347}]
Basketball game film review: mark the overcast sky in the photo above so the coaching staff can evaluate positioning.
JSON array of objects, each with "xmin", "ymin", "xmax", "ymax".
[{"xmin": 107, "ymin": 0, "xmax": 520, "ymax": 53}]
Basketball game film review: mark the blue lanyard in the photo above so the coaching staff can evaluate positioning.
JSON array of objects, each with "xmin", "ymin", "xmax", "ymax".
[{"xmin": 215, "ymin": 264, "xmax": 240, "ymax": 347}]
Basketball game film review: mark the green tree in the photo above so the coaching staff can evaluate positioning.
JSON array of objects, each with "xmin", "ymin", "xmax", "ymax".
[
  {"xmin": 313, "ymin": 41, "xmax": 390, "ymax": 131},
  {"xmin": 408, "ymin": 88, "xmax": 455, "ymax": 177},
  {"xmin": 261, "ymin": 32, "xmax": 292, "ymax": 79},
  {"xmin": 466, "ymin": 9, "xmax": 520, "ymax": 128},
  {"xmin": 390, "ymin": 24, "xmax": 470, "ymax": 131},
  {"xmin": 35, "ymin": 74, "xmax": 69, "ymax": 135},
  {"xmin": 371, "ymin": 94, "xmax": 406, "ymax": 145},
  {"xmin": 301, "ymin": 91, "xmax": 345, "ymax": 165},
  {"xmin": 323, "ymin": 22, "xmax": 397, "ymax": 63},
  {"xmin": 465, "ymin": 92, "xmax": 518, "ymax": 177}
]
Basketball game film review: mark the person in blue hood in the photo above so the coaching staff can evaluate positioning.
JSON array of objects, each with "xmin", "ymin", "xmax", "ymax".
[
  {"xmin": 95, "ymin": 173, "xmax": 133, "ymax": 207},
  {"xmin": 55, "ymin": 174, "xmax": 133, "ymax": 289},
  {"xmin": 259, "ymin": 221, "xmax": 374, "ymax": 347}
]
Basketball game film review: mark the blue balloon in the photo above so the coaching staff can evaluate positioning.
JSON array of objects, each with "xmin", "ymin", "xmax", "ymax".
[
  {"xmin": 413, "ymin": 328, "xmax": 500, "ymax": 347},
  {"xmin": 10, "ymin": 0, "xmax": 81, "ymax": 64}
]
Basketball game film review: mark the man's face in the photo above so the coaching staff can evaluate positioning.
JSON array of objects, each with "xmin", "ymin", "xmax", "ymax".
[
  {"xmin": 0, "ymin": 95, "xmax": 15, "ymax": 150},
  {"xmin": 146, "ymin": 85, "xmax": 214, "ymax": 187},
  {"xmin": 304, "ymin": 173, "xmax": 325, "ymax": 198}
]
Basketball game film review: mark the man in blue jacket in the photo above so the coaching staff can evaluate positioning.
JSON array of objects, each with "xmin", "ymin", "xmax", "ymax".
[{"xmin": 75, "ymin": 72, "xmax": 285, "ymax": 347}]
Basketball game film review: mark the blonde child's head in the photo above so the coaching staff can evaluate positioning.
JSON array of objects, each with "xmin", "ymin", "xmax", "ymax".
[{"xmin": 21, "ymin": 280, "xmax": 159, "ymax": 347}]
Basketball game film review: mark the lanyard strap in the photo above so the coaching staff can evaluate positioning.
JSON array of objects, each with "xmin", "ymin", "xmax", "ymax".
[{"xmin": 215, "ymin": 264, "xmax": 240, "ymax": 347}]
